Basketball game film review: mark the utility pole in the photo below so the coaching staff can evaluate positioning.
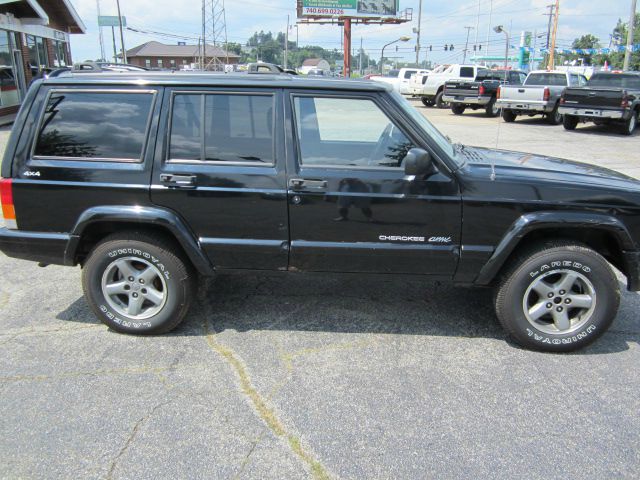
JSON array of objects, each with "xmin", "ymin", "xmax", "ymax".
[
  {"xmin": 623, "ymin": 0, "xmax": 637, "ymax": 71},
  {"xmin": 285, "ymin": 14, "xmax": 289, "ymax": 69},
  {"xmin": 474, "ymin": 0, "xmax": 480, "ymax": 51},
  {"xmin": 359, "ymin": 37, "xmax": 363, "ymax": 75},
  {"xmin": 111, "ymin": 26, "xmax": 117, "ymax": 63},
  {"xmin": 463, "ymin": 26, "xmax": 474, "ymax": 64},
  {"xmin": 544, "ymin": 3, "xmax": 555, "ymax": 68},
  {"xmin": 115, "ymin": 0, "xmax": 126, "ymax": 63},
  {"xmin": 96, "ymin": 0, "xmax": 105, "ymax": 61},
  {"xmin": 548, "ymin": 0, "xmax": 560, "ymax": 69},
  {"xmin": 201, "ymin": 2, "xmax": 206, "ymax": 68},
  {"xmin": 415, "ymin": 0, "xmax": 422, "ymax": 66}
]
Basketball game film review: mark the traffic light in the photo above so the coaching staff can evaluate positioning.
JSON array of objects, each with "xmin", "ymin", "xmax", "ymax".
[
  {"xmin": 444, "ymin": 45, "xmax": 448, "ymax": 51},
  {"xmin": 450, "ymin": 44, "xmax": 454, "ymax": 51},
  {"xmin": 429, "ymin": 45, "xmax": 432, "ymax": 51}
]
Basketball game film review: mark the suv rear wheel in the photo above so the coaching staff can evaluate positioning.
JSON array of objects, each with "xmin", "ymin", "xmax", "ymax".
[
  {"xmin": 502, "ymin": 109, "xmax": 517, "ymax": 123},
  {"xmin": 621, "ymin": 109, "xmax": 638, "ymax": 136},
  {"xmin": 494, "ymin": 242, "xmax": 619, "ymax": 352},
  {"xmin": 421, "ymin": 97, "xmax": 433, "ymax": 107},
  {"xmin": 434, "ymin": 90, "xmax": 448, "ymax": 109},
  {"xmin": 485, "ymin": 97, "xmax": 500, "ymax": 117},
  {"xmin": 562, "ymin": 114, "xmax": 579, "ymax": 131},
  {"xmin": 546, "ymin": 103, "xmax": 563, "ymax": 125},
  {"xmin": 82, "ymin": 232, "xmax": 196, "ymax": 334},
  {"xmin": 451, "ymin": 104, "xmax": 465, "ymax": 115}
]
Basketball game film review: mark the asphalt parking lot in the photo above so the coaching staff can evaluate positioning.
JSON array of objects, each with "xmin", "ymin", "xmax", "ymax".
[{"xmin": 1, "ymin": 108, "xmax": 640, "ymax": 479}]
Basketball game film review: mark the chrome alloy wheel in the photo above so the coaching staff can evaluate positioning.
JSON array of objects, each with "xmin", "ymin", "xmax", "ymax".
[
  {"xmin": 101, "ymin": 257, "xmax": 168, "ymax": 320},
  {"xmin": 522, "ymin": 269, "xmax": 596, "ymax": 335}
]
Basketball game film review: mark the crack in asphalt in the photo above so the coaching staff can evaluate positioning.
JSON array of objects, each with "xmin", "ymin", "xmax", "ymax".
[
  {"xmin": 203, "ymin": 318, "xmax": 331, "ymax": 480},
  {"xmin": 106, "ymin": 401, "xmax": 170, "ymax": 480}
]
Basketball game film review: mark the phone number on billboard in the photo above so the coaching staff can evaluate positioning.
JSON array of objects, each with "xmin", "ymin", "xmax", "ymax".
[{"xmin": 303, "ymin": 7, "xmax": 346, "ymax": 14}]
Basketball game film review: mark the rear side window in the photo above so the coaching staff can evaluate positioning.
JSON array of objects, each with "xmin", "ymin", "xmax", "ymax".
[
  {"xmin": 34, "ymin": 91, "xmax": 155, "ymax": 161},
  {"xmin": 403, "ymin": 70, "xmax": 417, "ymax": 79},
  {"xmin": 460, "ymin": 67, "xmax": 475, "ymax": 78},
  {"xmin": 168, "ymin": 92, "xmax": 274, "ymax": 164},
  {"xmin": 524, "ymin": 73, "xmax": 567, "ymax": 86}
]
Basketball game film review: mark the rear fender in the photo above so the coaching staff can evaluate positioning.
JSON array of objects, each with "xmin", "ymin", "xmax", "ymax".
[{"xmin": 65, "ymin": 205, "xmax": 214, "ymax": 275}]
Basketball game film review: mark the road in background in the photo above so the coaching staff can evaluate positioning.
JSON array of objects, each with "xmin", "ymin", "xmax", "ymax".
[{"xmin": 1, "ymin": 115, "xmax": 639, "ymax": 479}]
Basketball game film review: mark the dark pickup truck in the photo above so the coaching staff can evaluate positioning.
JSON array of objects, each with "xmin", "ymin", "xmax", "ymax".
[
  {"xmin": 560, "ymin": 72, "xmax": 640, "ymax": 135},
  {"xmin": 443, "ymin": 70, "xmax": 527, "ymax": 117},
  {"xmin": 1, "ymin": 72, "xmax": 640, "ymax": 352}
]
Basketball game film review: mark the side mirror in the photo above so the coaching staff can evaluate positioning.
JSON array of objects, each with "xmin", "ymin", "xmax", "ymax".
[{"xmin": 404, "ymin": 148, "xmax": 434, "ymax": 176}]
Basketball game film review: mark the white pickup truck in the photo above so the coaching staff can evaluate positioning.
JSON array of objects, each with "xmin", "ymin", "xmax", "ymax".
[
  {"xmin": 497, "ymin": 70, "xmax": 588, "ymax": 124},
  {"xmin": 409, "ymin": 64, "xmax": 488, "ymax": 108},
  {"xmin": 370, "ymin": 68, "xmax": 431, "ymax": 95}
]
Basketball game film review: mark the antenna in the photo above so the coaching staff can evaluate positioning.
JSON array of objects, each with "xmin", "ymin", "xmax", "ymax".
[{"xmin": 202, "ymin": 0, "xmax": 229, "ymax": 71}]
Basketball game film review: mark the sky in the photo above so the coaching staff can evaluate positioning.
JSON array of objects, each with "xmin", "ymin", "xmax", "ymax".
[{"xmin": 67, "ymin": 0, "xmax": 636, "ymax": 65}]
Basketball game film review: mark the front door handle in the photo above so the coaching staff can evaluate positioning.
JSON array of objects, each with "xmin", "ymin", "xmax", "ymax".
[
  {"xmin": 160, "ymin": 174, "xmax": 197, "ymax": 189},
  {"xmin": 289, "ymin": 178, "xmax": 328, "ymax": 191}
]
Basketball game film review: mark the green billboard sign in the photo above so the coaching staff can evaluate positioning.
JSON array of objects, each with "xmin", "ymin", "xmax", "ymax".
[{"xmin": 301, "ymin": 0, "xmax": 398, "ymax": 17}]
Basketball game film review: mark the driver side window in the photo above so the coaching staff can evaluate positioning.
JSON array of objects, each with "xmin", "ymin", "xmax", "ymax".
[{"xmin": 293, "ymin": 96, "xmax": 415, "ymax": 168}]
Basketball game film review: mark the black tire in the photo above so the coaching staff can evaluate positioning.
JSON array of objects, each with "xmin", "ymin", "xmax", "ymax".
[
  {"xmin": 451, "ymin": 104, "xmax": 466, "ymax": 115},
  {"xmin": 434, "ymin": 90, "xmax": 448, "ymax": 109},
  {"xmin": 421, "ymin": 97, "xmax": 433, "ymax": 107},
  {"xmin": 620, "ymin": 109, "xmax": 638, "ymax": 136},
  {"xmin": 484, "ymin": 97, "xmax": 500, "ymax": 117},
  {"xmin": 494, "ymin": 242, "xmax": 620, "ymax": 352},
  {"xmin": 546, "ymin": 103, "xmax": 563, "ymax": 125},
  {"xmin": 82, "ymin": 232, "xmax": 196, "ymax": 335},
  {"xmin": 502, "ymin": 109, "xmax": 517, "ymax": 123},
  {"xmin": 563, "ymin": 114, "xmax": 579, "ymax": 131}
]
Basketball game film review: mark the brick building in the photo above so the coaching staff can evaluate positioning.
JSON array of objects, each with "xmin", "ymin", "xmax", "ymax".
[
  {"xmin": 125, "ymin": 41, "xmax": 240, "ymax": 70},
  {"xmin": 0, "ymin": 0, "xmax": 85, "ymax": 119}
]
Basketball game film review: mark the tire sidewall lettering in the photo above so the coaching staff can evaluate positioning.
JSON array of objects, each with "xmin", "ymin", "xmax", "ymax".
[
  {"xmin": 523, "ymin": 259, "xmax": 597, "ymax": 345},
  {"xmin": 528, "ymin": 260, "xmax": 592, "ymax": 279},
  {"xmin": 99, "ymin": 304, "xmax": 152, "ymax": 329},
  {"xmin": 106, "ymin": 248, "xmax": 171, "ymax": 280}
]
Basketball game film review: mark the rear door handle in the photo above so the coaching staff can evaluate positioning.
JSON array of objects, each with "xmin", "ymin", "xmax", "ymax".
[
  {"xmin": 160, "ymin": 174, "xmax": 197, "ymax": 189},
  {"xmin": 289, "ymin": 178, "xmax": 328, "ymax": 191}
]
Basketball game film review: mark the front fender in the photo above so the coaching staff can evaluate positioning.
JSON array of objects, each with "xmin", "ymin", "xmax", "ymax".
[
  {"xmin": 64, "ymin": 205, "xmax": 214, "ymax": 275},
  {"xmin": 475, "ymin": 211, "xmax": 636, "ymax": 286}
]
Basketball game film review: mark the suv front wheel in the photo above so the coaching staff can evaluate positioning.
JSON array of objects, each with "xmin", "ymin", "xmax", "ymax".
[
  {"xmin": 82, "ymin": 232, "xmax": 196, "ymax": 334},
  {"xmin": 494, "ymin": 242, "xmax": 619, "ymax": 352}
]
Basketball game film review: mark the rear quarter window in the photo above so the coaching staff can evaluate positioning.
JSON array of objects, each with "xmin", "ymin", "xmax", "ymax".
[
  {"xmin": 460, "ymin": 67, "xmax": 475, "ymax": 78},
  {"xmin": 524, "ymin": 73, "xmax": 567, "ymax": 86},
  {"xmin": 33, "ymin": 90, "xmax": 155, "ymax": 161}
]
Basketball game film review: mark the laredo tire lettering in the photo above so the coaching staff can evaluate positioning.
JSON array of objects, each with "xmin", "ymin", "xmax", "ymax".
[{"xmin": 495, "ymin": 243, "xmax": 619, "ymax": 352}]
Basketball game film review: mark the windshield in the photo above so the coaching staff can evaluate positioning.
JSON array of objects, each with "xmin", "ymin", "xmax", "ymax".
[
  {"xmin": 386, "ymin": 69, "xmax": 400, "ymax": 78},
  {"xmin": 587, "ymin": 74, "xmax": 640, "ymax": 89},
  {"xmin": 525, "ymin": 73, "xmax": 567, "ymax": 86},
  {"xmin": 391, "ymin": 91, "xmax": 456, "ymax": 162}
]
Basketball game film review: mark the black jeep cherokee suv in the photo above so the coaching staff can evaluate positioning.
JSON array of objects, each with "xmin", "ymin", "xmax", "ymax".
[{"xmin": 1, "ymin": 73, "xmax": 639, "ymax": 352}]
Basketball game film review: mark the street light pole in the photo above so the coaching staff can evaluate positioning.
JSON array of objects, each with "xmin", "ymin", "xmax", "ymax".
[
  {"xmin": 623, "ymin": 0, "xmax": 637, "ymax": 71},
  {"xmin": 494, "ymin": 26, "xmax": 510, "ymax": 82},
  {"xmin": 380, "ymin": 36, "xmax": 411, "ymax": 74}
]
